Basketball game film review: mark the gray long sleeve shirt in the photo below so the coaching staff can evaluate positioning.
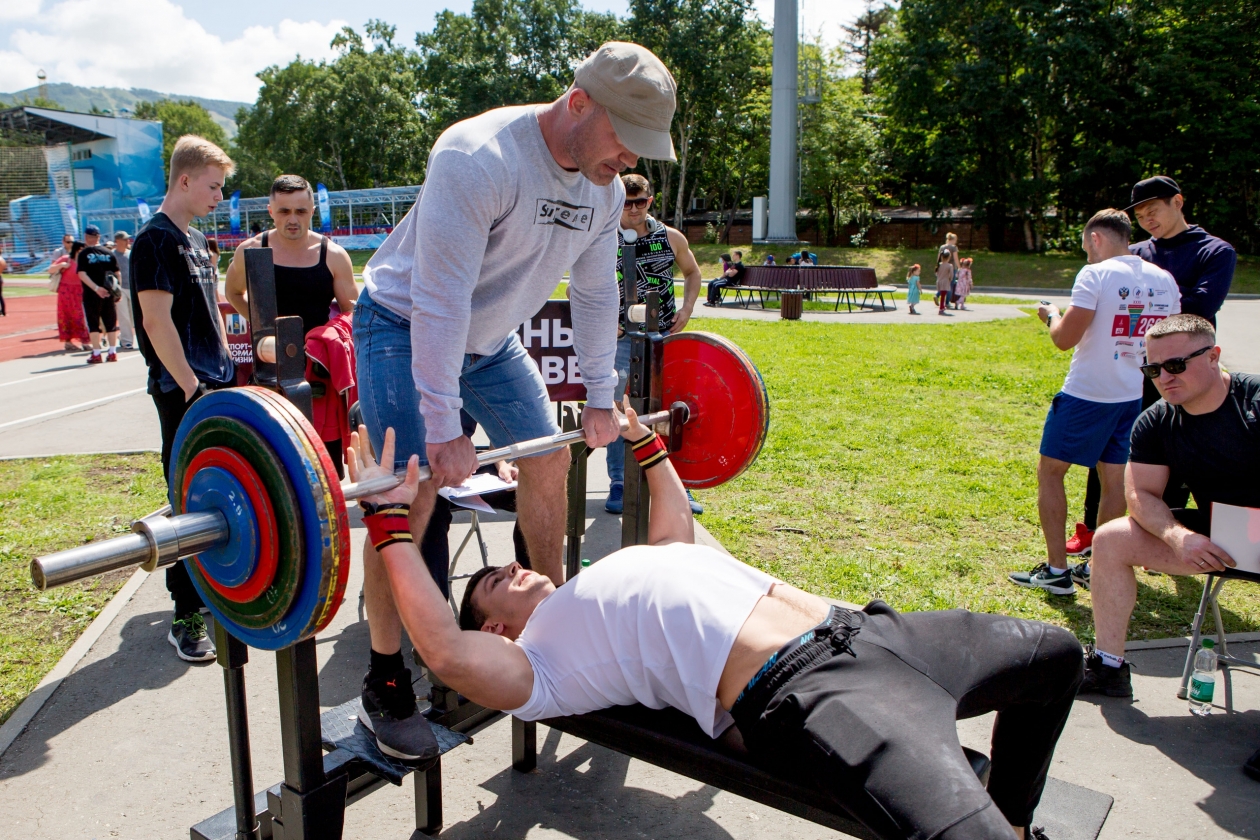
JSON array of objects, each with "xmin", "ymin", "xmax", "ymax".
[{"xmin": 363, "ymin": 105, "xmax": 623, "ymax": 443}]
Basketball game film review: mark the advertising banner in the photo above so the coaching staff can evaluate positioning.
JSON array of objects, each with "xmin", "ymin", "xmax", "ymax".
[{"xmin": 516, "ymin": 299, "xmax": 586, "ymax": 402}]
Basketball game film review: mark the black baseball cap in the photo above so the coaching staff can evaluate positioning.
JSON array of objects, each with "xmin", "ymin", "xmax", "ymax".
[
  {"xmin": 84, "ymin": 224, "xmax": 101, "ymax": 236},
  {"xmin": 1125, "ymin": 176, "xmax": 1181, "ymax": 210}
]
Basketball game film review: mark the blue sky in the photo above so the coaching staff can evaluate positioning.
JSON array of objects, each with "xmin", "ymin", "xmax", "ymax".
[{"xmin": 0, "ymin": 0, "xmax": 866, "ymax": 102}]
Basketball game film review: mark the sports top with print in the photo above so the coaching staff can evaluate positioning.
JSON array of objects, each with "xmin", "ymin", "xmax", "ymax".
[{"xmin": 617, "ymin": 216, "xmax": 676, "ymax": 332}]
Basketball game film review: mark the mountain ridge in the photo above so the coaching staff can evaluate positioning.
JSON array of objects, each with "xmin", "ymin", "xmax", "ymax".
[{"xmin": 0, "ymin": 83, "xmax": 250, "ymax": 137}]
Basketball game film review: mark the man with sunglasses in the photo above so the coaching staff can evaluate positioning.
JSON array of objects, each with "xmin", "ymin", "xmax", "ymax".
[
  {"xmin": 1009, "ymin": 209, "xmax": 1179, "ymax": 596},
  {"xmin": 605, "ymin": 172, "xmax": 702, "ymax": 515},
  {"xmin": 1080, "ymin": 314, "xmax": 1257, "ymax": 710}
]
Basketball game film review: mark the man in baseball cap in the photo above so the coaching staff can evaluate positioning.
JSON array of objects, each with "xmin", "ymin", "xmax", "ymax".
[
  {"xmin": 574, "ymin": 42, "xmax": 677, "ymax": 162},
  {"xmin": 347, "ymin": 41, "xmax": 678, "ymax": 761}
]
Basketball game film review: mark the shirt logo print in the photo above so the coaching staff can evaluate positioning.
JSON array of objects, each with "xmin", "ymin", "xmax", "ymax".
[{"xmin": 535, "ymin": 198, "xmax": 594, "ymax": 232}]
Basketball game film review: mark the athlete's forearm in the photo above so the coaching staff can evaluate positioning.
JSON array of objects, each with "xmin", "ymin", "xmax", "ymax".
[{"xmin": 642, "ymin": 446, "xmax": 694, "ymax": 546}]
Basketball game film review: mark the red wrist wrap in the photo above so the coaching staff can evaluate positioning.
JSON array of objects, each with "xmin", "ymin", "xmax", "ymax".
[
  {"xmin": 364, "ymin": 513, "xmax": 413, "ymax": 552},
  {"xmin": 630, "ymin": 430, "xmax": 669, "ymax": 470}
]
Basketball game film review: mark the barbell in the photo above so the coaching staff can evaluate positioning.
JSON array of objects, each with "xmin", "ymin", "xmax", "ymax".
[{"xmin": 29, "ymin": 331, "xmax": 769, "ymax": 649}]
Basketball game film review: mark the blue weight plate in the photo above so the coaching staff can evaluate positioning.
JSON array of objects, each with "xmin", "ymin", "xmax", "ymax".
[
  {"xmin": 184, "ymin": 466, "xmax": 257, "ymax": 587},
  {"xmin": 173, "ymin": 387, "xmax": 332, "ymax": 650}
]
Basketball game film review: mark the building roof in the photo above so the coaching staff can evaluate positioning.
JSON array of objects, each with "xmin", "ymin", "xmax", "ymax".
[{"xmin": 0, "ymin": 106, "xmax": 159, "ymax": 145}]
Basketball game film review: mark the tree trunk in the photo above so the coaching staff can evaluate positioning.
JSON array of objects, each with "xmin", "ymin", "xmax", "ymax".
[
  {"xmin": 672, "ymin": 118, "xmax": 692, "ymax": 229},
  {"xmin": 987, "ymin": 205, "xmax": 1007, "ymax": 251}
]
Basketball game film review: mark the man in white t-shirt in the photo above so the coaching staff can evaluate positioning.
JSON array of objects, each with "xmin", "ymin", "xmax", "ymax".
[
  {"xmin": 349, "ymin": 406, "xmax": 1083, "ymax": 840},
  {"xmin": 1009, "ymin": 209, "xmax": 1180, "ymax": 596}
]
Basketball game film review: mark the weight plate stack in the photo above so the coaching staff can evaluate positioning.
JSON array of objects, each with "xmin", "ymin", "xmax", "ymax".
[{"xmin": 171, "ymin": 387, "xmax": 347, "ymax": 649}]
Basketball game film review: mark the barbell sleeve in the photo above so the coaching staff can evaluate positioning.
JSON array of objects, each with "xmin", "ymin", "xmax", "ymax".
[
  {"xmin": 31, "ymin": 409, "xmax": 682, "ymax": 591},
  {"xmin": 33, "ymin": 510, "xmax": 228, "ymax": 590}
]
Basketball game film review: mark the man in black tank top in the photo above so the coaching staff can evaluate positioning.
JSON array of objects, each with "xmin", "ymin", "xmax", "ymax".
[
  {"xmin": 225, "ymin": 174, "xmax": 358, "ymax": 335},
  {"xmin": 604, "ymin": 173, "xmax": 702, "ymax": 515}
]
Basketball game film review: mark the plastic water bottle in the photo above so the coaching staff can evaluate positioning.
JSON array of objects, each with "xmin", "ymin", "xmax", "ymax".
[
  {"xmin": 1188, "ymin": 639, "xmax": 1217, "ymax": 716},
  {"xmin": 580, "ymin": 558, "xmax": 592, "ymax": 571}
]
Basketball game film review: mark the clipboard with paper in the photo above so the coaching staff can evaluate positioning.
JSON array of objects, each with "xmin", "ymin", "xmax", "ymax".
[{"xmin": 1209, "ymin": 503, "xmax": 1260, "ymax": 575}]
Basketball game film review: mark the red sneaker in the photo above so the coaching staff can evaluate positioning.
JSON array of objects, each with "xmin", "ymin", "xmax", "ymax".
[
  {"xmin": 1066, "ymin": 522, "xmax": 1094, "ymax": 556},
  {"xmin": 86, "ymin": 353, "xmax": 103, "ymax": 365},
  {"xmin": 106, "ymin": 351, "xmax": 118, "ymax": 362}
]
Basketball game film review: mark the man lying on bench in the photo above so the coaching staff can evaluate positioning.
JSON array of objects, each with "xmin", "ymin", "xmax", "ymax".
[{"xmin": 348, "ymin": 405, "xmax": 1083, "ymax": 840}]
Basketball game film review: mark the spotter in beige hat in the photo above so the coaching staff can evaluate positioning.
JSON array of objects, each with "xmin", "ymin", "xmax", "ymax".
[{"xmin": 574, "ymin": 42, "xmax": 677, "ymax": 162}]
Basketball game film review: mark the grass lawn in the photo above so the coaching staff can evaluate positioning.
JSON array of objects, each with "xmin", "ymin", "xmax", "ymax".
[
  {"xmin": 0, "ymin": 454, "xmax": 167, "ymax": 726},
  {"xmin": 687, "ymin": 315, "xmax": 1260, "ymax": 644},
  {"xmin": 2, "ymin": 286, "xmax": 54, "ymax": 298},
  {"xmin": 685, "ymin": 244, "xmax": 1260, "ymax": 294}
]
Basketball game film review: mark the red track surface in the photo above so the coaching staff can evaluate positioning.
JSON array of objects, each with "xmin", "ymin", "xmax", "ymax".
[{"xmin": 0, "ymin": 291, "xmax": 67, "ymax": 363}]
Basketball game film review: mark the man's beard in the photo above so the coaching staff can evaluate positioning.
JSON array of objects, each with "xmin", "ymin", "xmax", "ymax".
[{"xmin": 565, "ymin": 113, "xmax": 618, "ymax": 186}]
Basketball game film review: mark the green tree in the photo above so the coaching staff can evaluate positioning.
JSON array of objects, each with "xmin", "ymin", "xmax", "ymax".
[
  {"xmin": 415, "ymin": 0, "xmax": 620, "ymax": 141},
  {"xmin": 234, "ymin": 21, "xmax": 427, "ymax": 191},
  {"xmin": 625, "ymin": 0, "xmax": 768, "ymax": 228},
  {"xmin": 800, "ymin": 58, "xmax": 887, "ymax": 246},
  {"xmin": 840, "ymin": 2, "xmax": 894, "ymax": 95},
  {"xmin": 132, "ymin": 99, "xmax": 229, "ymax": 175}
]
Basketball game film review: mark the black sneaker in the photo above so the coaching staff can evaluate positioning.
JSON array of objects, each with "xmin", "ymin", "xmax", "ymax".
[
  {"xmin": 1028, "ymin": 827, "xmax": 1051, "ymax": 840},
  {"xmin": 1070, "ymin": 561, "xmax": 1090, "ymax": 591},
  {"xmin": 361, "ymin": 668, "xmax": 440, "ymax": 763},
  {"xmin": 1245, "ymin": 747, "xmax": 1260, "ymax": 782},
  {"xmin": 168, "ymin": 613, "xmax": 216, "ymax": 662},
  {"xmin": 1008, "ymin": 563, "xmax": 1076, "ymax": 595},
  {"xmin": 1079, "ymin": 647, "xmax": 1132, "ymax": 698}
]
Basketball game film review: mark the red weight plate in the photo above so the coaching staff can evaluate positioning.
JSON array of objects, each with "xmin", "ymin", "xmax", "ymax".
[
  {"xmin": 251, "ymin": 389, "xmax": 351, "ymax": 637},
  {"xmin": 183, "ymin": 446, "xmax": 280, "ymax": 603},
  {"xmin": 661, "ymin": 332, "xmax": 769, "ymax": 489}
]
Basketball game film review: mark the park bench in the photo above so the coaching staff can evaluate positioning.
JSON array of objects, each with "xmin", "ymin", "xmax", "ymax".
[{"xmin": 723, "ymin": 265, "xmax": 896, "ymax": 312}]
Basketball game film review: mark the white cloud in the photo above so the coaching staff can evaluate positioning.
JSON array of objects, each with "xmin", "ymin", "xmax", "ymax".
[
  {"xmin": 1, "ymin": 0, "xmax": 345, "ymax": 100},
  {"xmin": 0, "ymin": 0, "xmax": 42, "ymax": 23}
]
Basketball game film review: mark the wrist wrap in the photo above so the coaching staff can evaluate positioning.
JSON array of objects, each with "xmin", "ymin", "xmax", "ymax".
[
  {"xmin": 630, "ymin": 430, "xmax": 669, "ymax": 470},
  {"xmin": 364, "ymin": 507, "xmax": 413, "ymax": 552}
]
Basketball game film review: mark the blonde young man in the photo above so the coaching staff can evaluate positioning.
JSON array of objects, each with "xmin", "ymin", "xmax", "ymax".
[
  {"xmin": 131, "ymin": 135, "xmax": 237, "ymax": 662},
  {"xmin": 605, "ymin": 172, "xmax": 702, "ymax": 514}
]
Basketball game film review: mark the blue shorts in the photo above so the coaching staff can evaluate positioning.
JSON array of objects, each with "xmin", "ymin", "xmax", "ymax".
[
  {"xmin": 1039, "ymin": 392, "xmax": 1142, "ymax": 467},
  {"xmin": 353, "ymin": 289, "xmax": 560, "ymax": 470}
]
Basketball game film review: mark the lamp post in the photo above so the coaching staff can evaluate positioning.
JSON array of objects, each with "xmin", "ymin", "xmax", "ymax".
[{"xmin": 766, "ymin": 0, "xmax": 799, "ymax": 243}]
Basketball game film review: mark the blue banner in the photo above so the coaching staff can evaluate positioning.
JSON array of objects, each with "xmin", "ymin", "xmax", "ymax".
[
  {"xmin": 317, "ymin": 183, "xmax": 332, "ymax": 233},
  {"xmin": 229, "ymin": 191, "xmax": 241, "ymax": 234},
  {"xmin": 136, "ymin": 198, "xmax": 152, "ymax": 225},
  {"xmin": 64, "ymin": 203, "xmax": 79, "ymax": 237}
]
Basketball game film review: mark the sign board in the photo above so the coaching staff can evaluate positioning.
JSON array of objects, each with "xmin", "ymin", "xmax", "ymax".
[
  {"xmin": 517, "ymin": 299, "xmax": 586, "ymax": 402},
  {"xmin": 219, "ymin": 301, "xmax": 254, "ymax": 386}
]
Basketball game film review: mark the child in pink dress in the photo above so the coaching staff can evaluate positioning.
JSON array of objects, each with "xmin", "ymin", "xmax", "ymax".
[{"xmin": 955, "ymin": 258, "xmax": 974, "ymax": 310}]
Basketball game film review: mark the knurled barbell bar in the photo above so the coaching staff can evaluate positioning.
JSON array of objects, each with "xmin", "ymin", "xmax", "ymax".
[{"xmin": 29, "ymin": 331, "xmax": 770, "ymax": 649}]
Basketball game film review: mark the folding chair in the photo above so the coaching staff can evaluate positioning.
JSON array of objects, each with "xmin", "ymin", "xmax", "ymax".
[
  {"xmin": 1177, "ymin": 568, "xmax": 1260, "ymax": 712},
  {"xmin": 446, "ymin": 508, "xmax": 490, "ymax": 614}
]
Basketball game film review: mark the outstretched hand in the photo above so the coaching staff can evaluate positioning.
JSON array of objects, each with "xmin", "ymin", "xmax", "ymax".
[
  {"xmin": 614, "ymin": 396, "xmax": 648, "ymax": 441},
  {"xmin": 347, "ymin": 425, "xmax": 421, "ymax": 507}
]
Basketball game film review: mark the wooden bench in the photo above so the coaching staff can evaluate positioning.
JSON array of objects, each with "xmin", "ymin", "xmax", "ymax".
[{"xmin": 723, "ymin": 265, "xmax": 897, "ymax": 312}]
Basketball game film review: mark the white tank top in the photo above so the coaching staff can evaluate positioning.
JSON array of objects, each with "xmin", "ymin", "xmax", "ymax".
[{"xmin": 506, "ymin": 543, "xmax": 779, "ymax": 737}]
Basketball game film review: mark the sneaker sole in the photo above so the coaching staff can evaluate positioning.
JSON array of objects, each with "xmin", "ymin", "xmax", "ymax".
[
  {"xmin": 1009, "ymin": 577, "xmax": 1077, "ymax": 596},
  {"xmin": 1066, "ymin": 546, "xmax": 1092, "ymax": 557},
  {"xmin": 167, "ymin": 629, "xmax": 216, "ymax": 662},
  {"xmin": 376, "ymin": 738, "xmax": 431, "ymax": 762}
]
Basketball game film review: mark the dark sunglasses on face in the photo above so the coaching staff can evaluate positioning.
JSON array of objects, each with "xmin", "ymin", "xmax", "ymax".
[
  {"xmin": 623, "ymin": 198, "xmax": 650, "ymax": 210},
  {"xmin": 1140, "ymin": 345, "xmax": 1211, "ymax": 379}
]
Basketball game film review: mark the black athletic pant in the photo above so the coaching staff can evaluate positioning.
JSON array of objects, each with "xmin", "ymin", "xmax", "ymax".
[
  {"xmin": 733, "ymin": 602, "xmax": 1083, "ymax": 840},
  {"xmin": 1083, "ymin": 376, "xmax": 1188, "ymax": 531},
  {"xmin": 153, "ymin": 383, "xmax": 224, "ymax": 617},
  {"xmin": 419, "ymin": 483, "xmax": 529, "ymax": 600}
]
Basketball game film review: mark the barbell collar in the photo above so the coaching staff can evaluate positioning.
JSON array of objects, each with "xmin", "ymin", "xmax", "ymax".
[{"xmin": 135, "ymin": 509, "xmax": 228, "ymax": 572}]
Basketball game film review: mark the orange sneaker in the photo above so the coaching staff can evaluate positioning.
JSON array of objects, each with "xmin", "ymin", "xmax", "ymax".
[{"xmin": 1066, "ymin": 522, "xmax": 1094, "ymax": 556}]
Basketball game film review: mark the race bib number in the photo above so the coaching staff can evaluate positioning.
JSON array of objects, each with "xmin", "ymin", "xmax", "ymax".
[{"xmin": 1111, "ymin": 313, "xmax": 1166, "ymax": 338}]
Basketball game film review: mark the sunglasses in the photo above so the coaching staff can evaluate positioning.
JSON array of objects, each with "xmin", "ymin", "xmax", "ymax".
[
  {"xmin": 623, "ymin": 198, "xmax": 650, "ymax": 210},
  {"xmin": 1140, "ymin": 345, "xmax": 1211, "ymax": 379}
]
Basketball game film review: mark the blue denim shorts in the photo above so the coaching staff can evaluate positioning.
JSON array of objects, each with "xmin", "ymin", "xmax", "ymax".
[
  {"xmin": 353, "ymin": 289, "xmax": 560, "ymax": 470},
  {"xmin": 1039, "ymin": 392, "xmax": 1142, "ymax": 467}
]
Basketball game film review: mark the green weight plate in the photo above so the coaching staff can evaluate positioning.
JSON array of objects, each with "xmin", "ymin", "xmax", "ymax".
[{"xmin": 173, "ymin": 416, "xmax": 303, "ymax": 630}]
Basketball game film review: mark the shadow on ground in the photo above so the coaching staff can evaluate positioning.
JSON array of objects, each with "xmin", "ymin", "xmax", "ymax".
[
  {"xmin": 1089, "ymin": 643, "xmax": 1260, "ymax": 840},
  {"xmin": 438, "ymin": 725, "xmax": 736, "ymax": 840},
  {"xmin": 0, "ymin": 610, "xmax": 202, "ymax": 779}
]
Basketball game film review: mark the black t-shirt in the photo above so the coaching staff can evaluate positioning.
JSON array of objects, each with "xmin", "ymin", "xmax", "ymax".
[
  {"xmin": 76, "ymin": 245, "xmax": 118, "ymax": 288},
  {"xmin": 729, "ymin": 261, "xmax": 746, "ymax": 283},
  {"xmin": 130, "ymin": 213, "xmax": 234, "ymax": 395},
  {"xmin": 1129, "ymin": 372, "xmax": 1260, "ymax": 509}
]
